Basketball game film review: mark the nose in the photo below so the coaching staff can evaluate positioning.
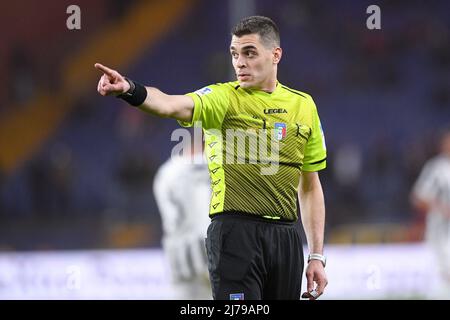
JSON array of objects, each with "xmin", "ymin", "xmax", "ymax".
[{"xmin": 236, "ymin": 55, "xmax": 246, "ymax": 68}]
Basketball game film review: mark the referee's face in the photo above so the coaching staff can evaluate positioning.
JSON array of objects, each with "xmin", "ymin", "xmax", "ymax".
[{"xmin": 230, "ymin": 34, "xmax": 281, "ymax": 91}]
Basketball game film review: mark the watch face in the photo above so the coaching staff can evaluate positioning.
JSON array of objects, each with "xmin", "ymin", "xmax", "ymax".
[{"xmin": 308, "ymin": 254, "xmax": 326, "ymax": 267}]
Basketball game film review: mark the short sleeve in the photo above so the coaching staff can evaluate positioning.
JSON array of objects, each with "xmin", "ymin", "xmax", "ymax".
[
  {"xmin": 412, "ymin": 160, "xmax": 438, "ymax": 202},
  {"xmin": 178, "ymin": 84, "xmax": 229, "ymax": 129},
  {"xmin": 302, "ymin": 97, "xmax": 327, "ymax": 172}
]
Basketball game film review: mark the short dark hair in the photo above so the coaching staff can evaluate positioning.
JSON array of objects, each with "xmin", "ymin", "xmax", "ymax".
[{"xmin": 231, "ymin": 16, "xmax": 280, "ymax": 48}]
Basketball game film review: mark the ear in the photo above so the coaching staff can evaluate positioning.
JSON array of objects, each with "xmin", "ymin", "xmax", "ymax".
[{"xmin": 273, "ymin": 47, "xmax": 282, "ymax": 64}]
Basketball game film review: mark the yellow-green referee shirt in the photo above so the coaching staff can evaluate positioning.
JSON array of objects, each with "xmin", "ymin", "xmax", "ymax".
[{"xmin": 179, "ymin": 81, "xmax": 326, "ymax": 221}]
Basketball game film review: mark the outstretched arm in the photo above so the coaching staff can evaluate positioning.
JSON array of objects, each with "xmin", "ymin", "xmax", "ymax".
[
  {"xmin": 298, "ymin": 171, "xmax": 328, "ymax": 300},
  {"xmin": 95, "ymin": 63, "xmax": 194, "ymax": 123}
]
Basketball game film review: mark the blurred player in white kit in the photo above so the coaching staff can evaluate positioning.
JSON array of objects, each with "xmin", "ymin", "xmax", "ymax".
[
  {"xmin": 411, "ymin": 127, "xmax": 450, "ymax": 299},
  {"xmin": 153, "ymin": 136, "xmax": 212, "ymax": 299}
]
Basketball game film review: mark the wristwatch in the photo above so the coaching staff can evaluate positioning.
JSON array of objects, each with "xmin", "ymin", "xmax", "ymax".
[{"xmin": 308, "ymin": 253, "xmax": 326, "ymax": 267}]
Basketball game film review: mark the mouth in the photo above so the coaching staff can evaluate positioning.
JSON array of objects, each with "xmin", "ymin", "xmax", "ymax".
[{"xmin": 237, "ymin": 74, "xmax": 251, "ymax": 80}]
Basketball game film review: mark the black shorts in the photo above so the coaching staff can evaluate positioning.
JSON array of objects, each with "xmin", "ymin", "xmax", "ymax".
[{"xmin": 205, "ymin": 213, "xmax": 304, "ymax": 300}]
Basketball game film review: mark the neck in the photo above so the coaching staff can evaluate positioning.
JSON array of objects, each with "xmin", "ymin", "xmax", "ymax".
[
  {"xmin": 260, "ymin": 78, "xmax": 278, "ymax": 93},
  {"xmin": 259, "ymin": 68, "xmax": 278, "ymax": 93}
]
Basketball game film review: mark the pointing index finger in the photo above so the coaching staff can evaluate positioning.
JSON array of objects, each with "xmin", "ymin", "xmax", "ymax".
[{"xmin": 94, "ymin": 63, "xmax": 116, "ymax": 76}]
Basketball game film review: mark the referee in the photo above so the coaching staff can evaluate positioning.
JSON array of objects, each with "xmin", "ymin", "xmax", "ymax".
[{"xmin": 96, "ymin": 16, "xmax": 328, "ymax": 300}]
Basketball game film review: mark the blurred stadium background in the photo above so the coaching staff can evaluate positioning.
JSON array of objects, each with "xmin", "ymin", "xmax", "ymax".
[{"xmin": 0, "ymin": 0, "xmax": 449, "ymax": 299}]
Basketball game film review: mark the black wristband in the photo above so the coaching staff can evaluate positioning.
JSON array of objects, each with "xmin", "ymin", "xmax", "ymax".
[{"xmin": 117, "ymin": 77, "xmax": 147, "ymax": 106}]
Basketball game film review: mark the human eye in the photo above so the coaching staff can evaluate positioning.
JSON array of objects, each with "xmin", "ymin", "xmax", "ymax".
[{"xmin": 231, "ymin": 51, "xmax": 238, "ymax": 59}]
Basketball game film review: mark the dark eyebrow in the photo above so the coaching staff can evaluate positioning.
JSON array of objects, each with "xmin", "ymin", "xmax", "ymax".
[{"xmin": 230, "ymin": 45, "xmax": 258, "ymax": 51}]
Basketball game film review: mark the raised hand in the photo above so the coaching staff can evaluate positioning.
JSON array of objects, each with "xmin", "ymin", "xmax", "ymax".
[{"xmin": 95, "ymin": 63, "xmax": 130, "ymax": 96}]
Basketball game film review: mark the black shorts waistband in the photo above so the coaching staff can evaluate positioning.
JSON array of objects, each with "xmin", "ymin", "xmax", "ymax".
[{"xmin": 210, "ymin": 211, "xmax": 296, "ymax": 226}]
